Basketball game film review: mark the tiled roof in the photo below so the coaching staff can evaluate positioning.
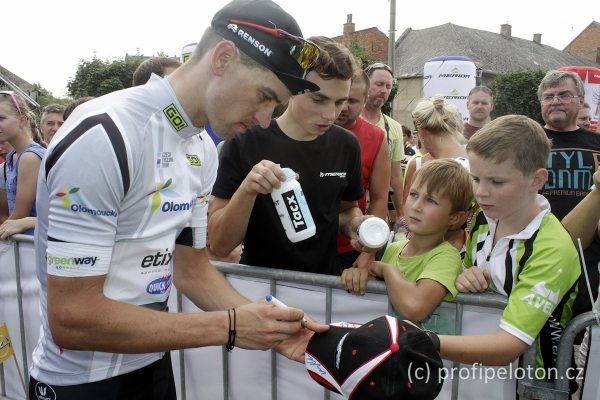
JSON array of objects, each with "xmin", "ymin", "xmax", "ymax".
[{"xmin": 394, "ymin": 23, "xmax": 600, "ymax": 78}]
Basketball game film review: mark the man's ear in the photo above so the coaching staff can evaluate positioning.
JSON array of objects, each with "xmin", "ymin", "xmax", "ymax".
[
  {"xmin": 210, "ymin": 40, "xmax": 237, "ymax": 76},
  {"xmin": 531, "ymin": 167, "xmax": 549, "ymax": 191}
]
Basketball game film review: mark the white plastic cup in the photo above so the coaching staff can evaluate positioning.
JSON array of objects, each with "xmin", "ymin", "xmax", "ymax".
[{"xmin": 358, "ymin": 217, "xmax": 390, "ymax": 248}]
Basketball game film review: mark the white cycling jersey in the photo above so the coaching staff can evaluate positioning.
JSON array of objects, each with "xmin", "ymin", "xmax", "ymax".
[{"xmin": 30, "ymin": 75, "xmax": 218, "ymax": 385}]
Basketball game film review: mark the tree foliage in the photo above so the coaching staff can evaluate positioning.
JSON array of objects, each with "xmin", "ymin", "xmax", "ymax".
[
  {"xmin": 489, "ymin": 70, "xmax": 547, "ymax": 124},
  {"xmin": 67, "ymin": 57, "xmax": 143, "ymax": 98}
]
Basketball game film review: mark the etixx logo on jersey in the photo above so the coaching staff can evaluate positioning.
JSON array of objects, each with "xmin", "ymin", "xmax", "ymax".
[{"xmin": 55, "ymin": 187, "xmax": 118, "ymax": 217}]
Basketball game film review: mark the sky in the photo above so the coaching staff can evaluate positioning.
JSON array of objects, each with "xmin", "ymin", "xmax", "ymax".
[{"xmin": 1, "ymin": 0, "xmax": 597, "ymax": 98}]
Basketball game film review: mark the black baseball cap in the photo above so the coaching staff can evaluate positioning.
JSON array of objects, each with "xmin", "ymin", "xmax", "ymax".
[
  {"xmin": 305, "ymin": 315, "xmax": 444, "ymax": 400},
  {"xmin": 211, "ymin": 0, "xmax": 320, "ymax": 95}
]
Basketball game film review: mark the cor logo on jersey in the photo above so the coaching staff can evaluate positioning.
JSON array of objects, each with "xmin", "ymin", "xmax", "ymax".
[
  {"xmin": 163, "ymin": 104, "xmax": 188, "ymax": 132},
  {"xmin": 55, "ymin": 187, "xmax": 118, "ymax": 217},
  {"xmin": 147, "ymin": 179, "xmax": 194, "ymax": 213}
]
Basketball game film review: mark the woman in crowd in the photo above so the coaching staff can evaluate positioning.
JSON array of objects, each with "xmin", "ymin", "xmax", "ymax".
[{"xmin": 0, "ymin": 91, "xmax": 46, "ymax": 238}]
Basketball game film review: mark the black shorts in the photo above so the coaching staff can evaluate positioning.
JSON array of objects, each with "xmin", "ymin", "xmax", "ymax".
[{"xmin": 29, "ymin": 352, "xmax": 177, "ymax": 400}]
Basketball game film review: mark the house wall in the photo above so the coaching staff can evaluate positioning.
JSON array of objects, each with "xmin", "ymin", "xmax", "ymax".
[
  {"xmin": 565, "ymin": 24, "xmax": 600, "ymax": 63},
  {"xmin": 333, "ymin": 28, "xmax": 389, "ymax": 62}
]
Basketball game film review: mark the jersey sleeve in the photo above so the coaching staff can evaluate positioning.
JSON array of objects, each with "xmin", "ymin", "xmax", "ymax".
[
  {"xmin": 499, "ymin": 240, "xmax": 580, "ymax": 345},
  {"xmin": 44, "ymin": 117, "xmax": 127, "ymax": 277},
  {"xmin": 190, "ymin": 136, "xmax": 218, "ymax": 248}
]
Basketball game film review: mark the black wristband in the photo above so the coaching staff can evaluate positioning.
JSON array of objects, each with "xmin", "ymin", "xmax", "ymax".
[
  {"xmin": 225, "ymin": 308, "xmax": 237, "ymax": 352},
  {"xmin": 425, "ymin": 330, "xmax": 440, "ymax": 352}
]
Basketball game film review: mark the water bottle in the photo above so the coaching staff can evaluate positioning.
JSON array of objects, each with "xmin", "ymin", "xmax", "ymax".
[
  {"xmin": 271, "ymin": 167, "xmax": 316, "ymax": 243},
  {"xmin": 357, "ymin": 217, "xmax": 390, "ymax": 248}
]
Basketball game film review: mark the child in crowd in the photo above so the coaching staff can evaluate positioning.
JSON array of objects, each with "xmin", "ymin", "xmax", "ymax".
[
  {"xmin": 440, "ymin": 115, "xmax": 580, "ymax": 381},
  {"xmin": 0, "ymin": 91, "xmax": 46, "ymax": 238},
  {"xmin": 341, "ymin": 159, "xmax": 473, "ymax": 324}
]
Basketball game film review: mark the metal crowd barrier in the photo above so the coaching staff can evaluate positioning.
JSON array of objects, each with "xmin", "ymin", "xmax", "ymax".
[{"xmin": 1, "ymin": 234, "xmax": 596, "ymax": 400}]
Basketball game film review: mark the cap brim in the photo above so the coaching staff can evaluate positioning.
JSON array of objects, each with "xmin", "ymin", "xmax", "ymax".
[{"xmin": 274, "ymin": 70, "xmax": 320, "ymax": 95}]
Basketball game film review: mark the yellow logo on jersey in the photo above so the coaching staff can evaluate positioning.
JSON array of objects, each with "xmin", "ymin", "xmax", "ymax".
[
  {"xmin": 163, "ymin": 104, "xmax": 188, "ymax": 131},
  {"xmin": 186, "ymin": 154, "xmax": 201, "ymax": 166}
]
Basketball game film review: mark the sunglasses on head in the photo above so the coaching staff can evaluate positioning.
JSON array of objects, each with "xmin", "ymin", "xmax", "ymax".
[
  {"xmin": 0, "ymin": 90, "xmax": 22, "ymax": 115},
  {"xmin": 365, "ymin": 62, "xmax": 393, "ymax": 76},
  {"xmin": 228, "ymin": 19, "xmax": 320, "ymax": 73}
]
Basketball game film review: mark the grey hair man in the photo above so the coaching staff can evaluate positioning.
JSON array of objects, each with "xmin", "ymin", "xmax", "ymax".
[{"xmin": 538, "ymin": 69, "xmax": 600, "ymax": 324}]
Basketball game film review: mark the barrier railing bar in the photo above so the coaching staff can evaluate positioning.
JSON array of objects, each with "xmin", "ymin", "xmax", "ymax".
[
  {"xmin": 271, "ymin": 279, "xmax": 278, "ymax": 400},
  {"xmin": 554, "ymin": 311, "xmax": 598, "ymax": 394},
  {"xmin": 176, "ymin": 291, "xmax": 186, "ymax": 400},
  {"xmin": 11, "ymin": 239, "xmax": 29, "ymax": 390}
]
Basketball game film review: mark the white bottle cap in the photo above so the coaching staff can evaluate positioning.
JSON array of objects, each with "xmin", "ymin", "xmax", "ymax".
[{"xmin": 358, "ymin": 217, "xmax": 390, "ymax": 248}]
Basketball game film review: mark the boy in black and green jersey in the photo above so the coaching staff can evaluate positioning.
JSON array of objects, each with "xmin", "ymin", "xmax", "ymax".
[{"xmin": 437, "ymin": 115, "xmax": 580, "ymax": 381}]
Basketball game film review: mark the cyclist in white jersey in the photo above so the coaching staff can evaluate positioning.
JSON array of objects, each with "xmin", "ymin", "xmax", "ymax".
[{"xmin": 29, "ymin": 1, "xmax": 327, "ymax": 399}]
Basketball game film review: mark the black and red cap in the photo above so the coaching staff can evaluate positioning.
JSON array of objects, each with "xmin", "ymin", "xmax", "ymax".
[{"xmin": 211, "ymin": 0, "xmax": 320, "ymax": 95}]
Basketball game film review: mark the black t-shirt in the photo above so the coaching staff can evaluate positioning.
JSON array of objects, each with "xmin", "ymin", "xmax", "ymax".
[
  {"xmin": 213, "ymin": 120, "xmax": 363, "ymax": 275},
  {"xmin": 543, "ymin": 127, "xmax": 600, "ymax": 316}
]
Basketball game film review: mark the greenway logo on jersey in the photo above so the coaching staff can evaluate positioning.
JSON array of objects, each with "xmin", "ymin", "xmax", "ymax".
[
  {"xmin": 146, "ymin": 275, "xmax": 172, "ymax": 295},
  {"xmin": 147, "ymin": 179, "xmax": 193, "ymax": 213},
  {"xmin": 163, "ymin": 104, "xmax": 188, "ymax": 132},
  {"xmin": 226, "ymin": 24, "xmax": 273, "ymax": 57},
  {"xmin": 521, "ymin": 281, "xmax": 560, "ymax": 316},
  {"xmin": 48, "ymin": 255, "xmax": 98, "ymax": 271},
  {"xmin": 55, "ymin": 187, "xmax": 118, "ymax": 217}
]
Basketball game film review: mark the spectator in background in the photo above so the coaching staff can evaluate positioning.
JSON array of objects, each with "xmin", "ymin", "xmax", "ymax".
[
  {"xmin": 577, "ymin": 102, "xmax": 592, "ymax": 131},
  {"xmin": 0, "ymin": 141, "xmax": 13, "ymax": 224},
  {"xmin": 538, "ymin": 70, "xmax": 600, "ymax": 322},
  {"xmin": 63, "ymin": 96, "xmax": 95, "ymax": 121},
  {"xmin": 361, "ymin": 63, "xmax": 405, "ymax": 223},
  {"xmin": 335, "ymin": 69, "xmax": 391, "ymax": 270},
  {"xmin": 132, "ymin": 56, "xmax": 181, "ymax": 87},
  {"xmin": 401, "ymin": 124, "xmax": 416, "ymax": 173},
  {"xmin": 463, "ymin": 85, "xmax": 494, "ymax": 140},
  {"xmin": 0, "ymin": 91, "xmax": 45, "ymax": 238},
  {"xmin": 40, "ymin": 104, "xmax": 65, "ymax": 144},
  {"xmin": 0, "ymin": 140, "xmax": 13, "ymax": 163}
]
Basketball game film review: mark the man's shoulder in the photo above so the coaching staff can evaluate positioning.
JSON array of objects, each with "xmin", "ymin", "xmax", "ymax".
[
  {"xmin": 356, "ymin": 117, "xmax": 385, "ymax": 136},
  {"xmin": 382, "ymin": 114, "xmax": 403, "ymax": 129}
]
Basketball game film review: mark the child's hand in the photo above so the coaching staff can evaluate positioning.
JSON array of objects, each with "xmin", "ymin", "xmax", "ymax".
[
  {"xmin": 593, "ymin": 166, "xmax": 600, "ymax": 189},
  {"xmin": 368, "ymin": 261, "xmax": 387, "ymax": 278},
  {"xmin": 455, "ymin": 266, "xmax": 491, "ymax": 293},
  {"xmin": 340, "ymin": 266, "xmax": 370, "ymax": 296}
]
